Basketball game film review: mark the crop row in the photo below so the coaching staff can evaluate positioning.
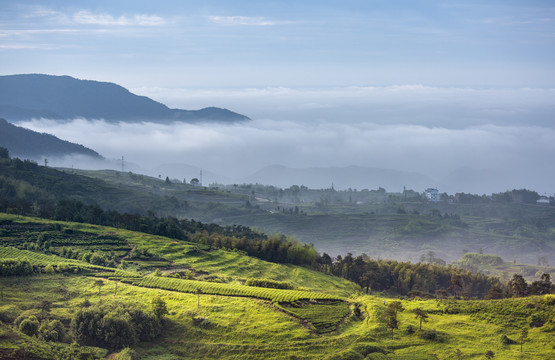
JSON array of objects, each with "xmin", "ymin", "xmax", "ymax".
[
  {"xmin": 48, "ymin": 238, "xmax": 127, "ymax": 246},
  {"xmin": 278, "ymin": 301, "xmax": 351, "ymax": 333},
  {"xmin": 137, "ymin": 276, "xmax": 342, "ymax": 303},
  {"xmin": 0, "ymin": 246, "xmax": 114, "ymax": 272}
]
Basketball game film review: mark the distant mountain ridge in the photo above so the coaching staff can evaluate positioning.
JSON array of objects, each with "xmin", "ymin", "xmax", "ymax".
[
  {"xmin": 241, "ymin": 164, "xmax": 436, "ymax": 191},
  {"xmin": 0, "ymin": 118, "xmax": 102, "ymax": 160},
  {"xmin": 0, "ymin": 74, "xmax": 250, "ymax": 123}
]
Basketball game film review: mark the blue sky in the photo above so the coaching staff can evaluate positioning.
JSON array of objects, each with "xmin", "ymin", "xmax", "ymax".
[
  {"xmin": 1, "ymin": 0, "xmax": 554, "ymax": 87},
  {"xmin": 3, "ymin": 1, "xmax": 555, "ymax": 194}
]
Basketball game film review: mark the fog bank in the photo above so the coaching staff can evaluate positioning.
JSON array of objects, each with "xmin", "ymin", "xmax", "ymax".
[{"xmin": 17, "ymin": 86, "xmax": 555, "ymax": 195}]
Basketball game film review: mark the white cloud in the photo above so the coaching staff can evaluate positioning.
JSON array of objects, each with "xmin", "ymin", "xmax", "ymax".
[
  {"xmin": 15, "ymin": 116, "xmax": 555, "ymax": 194},
  {"xmin": 19, "ymin": 6, "xmax": 168, "ymax": 27},
  {"xmin": 207, "ymin": 15, "xmax": 293, "ymax": 26},
  {"xmin": 131, "ymin": 86, "xmax": 555, "ymax": 129},
  {"xmin": 73, "ymin": 11, "xmax": 167, "ymax": 27},
  {"xmin": 16, "ymin": 84, "xmax": 554, "ymax": 194}
]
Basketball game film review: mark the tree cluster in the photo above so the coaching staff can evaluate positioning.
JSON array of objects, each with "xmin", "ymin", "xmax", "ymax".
[
  {"xmin": 70, "ymin": 301, "xmax": 164, "ymax": 350},
  {"xmin": 0, "ymin": 258, "xmax": 38, "ymax": 276},
  {"xmin": 316, "ymin": 253, "xmax": 498, "ymax": 298},
  {"xmin": 508, "ymin": 273, "xmax": 554, "ymax": 297}
]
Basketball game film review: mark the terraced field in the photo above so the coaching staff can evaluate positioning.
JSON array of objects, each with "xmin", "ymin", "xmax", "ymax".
[{"xmin": 1, "ymin": 214, "xmax": 554, "ymax": 359}]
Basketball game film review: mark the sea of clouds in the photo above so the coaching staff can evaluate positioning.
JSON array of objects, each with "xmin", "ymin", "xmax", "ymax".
[{"xmin": 18, "ymin": 86, "xmax": 555, "ymax": 194}]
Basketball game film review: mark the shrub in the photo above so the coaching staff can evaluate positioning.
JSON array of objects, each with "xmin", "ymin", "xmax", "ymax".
[
  {"xmin": 89, "ymin": 253, "xmax": 106, "ymax": 266},
  {"xmin": 245, "ymin": 278, "xmax": 294, "ymax": 290},
  {"xmin": 39, "ymin": 319, "xmax": 65, "ymax": 342},
  {"xmin": 0, "ymin": 258, "xmax": 35, "ymax": 276},
  {"xmin": 0, "ymin": 309, "xmax": 17, "ymax": 323},
  {"xmin": 192, "ymin": 316, "xmax": 212, "ymax": 328},
  {"xmin": 115, "ymin": 347, "xmax": 140, "ymax": 360},
  {"xmin": 19, "ymin": 316, "xmax": 40, "ymax": 336},
  {"xmin": 417, "ymin": 329, "xmax": 438, "ymax": 341},
  {"xmin": 151, "ymin": 296, "xmax": 168, "ymax": 320},
  {"xmin": 44, "ymin": 264, "xmax": 56, "ymax": 274},
  {"xmin": 528, "ymin": 312, "xmax": 547, "ymax": 328}
]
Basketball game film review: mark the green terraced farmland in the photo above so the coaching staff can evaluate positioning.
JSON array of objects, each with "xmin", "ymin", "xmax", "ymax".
[
  {"xmin": 278, "ymin": 300, "xmax": 352, "ymax": 333},
  {"xmin": 136, "ymin": 275, "xmax": 343, "ymax": 302}
]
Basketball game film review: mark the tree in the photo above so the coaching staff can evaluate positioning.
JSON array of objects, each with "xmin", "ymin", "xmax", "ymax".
[
  {"xmin": 94, "ymin": 279, "xmax": 105, "ymax": 297},
  {"xmin": 384, "ymin": 306, "xmax": 399, "ymax": 339},
  {"xmin": 39, "ymin": 319, "xmax": 65, "ymax": 342},
  {"xmin": 485, "ymin": 284, "xmax": 504, "ymax": 299},
  {"xmin": 196, "ymin": 288, "xmax": 203, "ymax": 310},
  {"xmin": 529, "ymin": 273, "xmax": 552, "ymax": 295},
  {"xmin": 389, "ymin": 300, "xmax": 404, "ymax": 316},
  {"xmin": 0, "ymin": 147, "xmax": 9, "ymax": 159},
  {"xmin": 384, "ymin": 301, "xmax": 404, "ymax": 339},
  {"xmin": 414, "ymin": 308, "xmax": 428, "ymax": 330},
  {"xmin": 508, "ymin": 274, "xmax": 528, "ymax": 297},
  {"xmin": 151, "ymin": 296, "xmax": 169, "ymax": 320},
  {"xmin": 190, "ymin": 178, "xmax": 200, "ymax": 186},
  {"xmin": 448, "ymin": 274, "xmax": 463, "ymax": 298},
  {"xmin": 518, "ymin": 327, "xmax": 528, "ymax": 353}
]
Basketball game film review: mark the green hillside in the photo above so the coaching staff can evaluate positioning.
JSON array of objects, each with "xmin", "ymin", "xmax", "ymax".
[
  {"xmin": 50, "ymin": 167, "xmax": 555, "ymax": 265},
  {"xmin": 2, "ymin": 151, "xmax": 554, "ymax": 267},
  {"xmin": 453, "ymin": 252, "xmax": 555, "ymax": 283},
  {"xmin": 1, "ymin": 214, "xmax": 554, "ymax": 359}
]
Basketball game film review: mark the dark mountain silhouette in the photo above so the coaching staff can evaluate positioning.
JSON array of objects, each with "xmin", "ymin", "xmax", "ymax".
[
  {"xmin": 0, "ymin": 74, "xmax": 250, "ymax": 123},
  {"xmin": 0, "ymin": 118, "xmax": 102, "ymax": 160}
]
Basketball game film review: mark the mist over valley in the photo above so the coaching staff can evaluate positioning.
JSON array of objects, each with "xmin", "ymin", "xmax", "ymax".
[{"xmin": 1, "ymin": 1, "xmax": 554, "ymax": 358}]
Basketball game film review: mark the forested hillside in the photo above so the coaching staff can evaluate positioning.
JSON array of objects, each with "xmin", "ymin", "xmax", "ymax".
[{"xmin": 0, "ymin": 119, "xmax": 102, "ymax": 160}]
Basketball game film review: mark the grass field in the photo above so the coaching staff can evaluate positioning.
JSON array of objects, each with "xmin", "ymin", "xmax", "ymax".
[{"xmin": 1, "ymin": 213, "xmax": 554, "ymax": 359}]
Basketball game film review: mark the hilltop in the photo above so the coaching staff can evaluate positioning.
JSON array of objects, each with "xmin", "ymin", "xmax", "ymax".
[
  {"xmin": 0, "ymin": 74, "xmax": 250, "ymax": 123},
  {"xmin": 0, "ymin": 119, "xmax": 103, "ymax": 161}
]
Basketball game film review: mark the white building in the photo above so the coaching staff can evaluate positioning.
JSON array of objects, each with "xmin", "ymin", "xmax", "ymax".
[{"xmin": 425, "ymin": 188, "xmax": 440, "ymax": 202}]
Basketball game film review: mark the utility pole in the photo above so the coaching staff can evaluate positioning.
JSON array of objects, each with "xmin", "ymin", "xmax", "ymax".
[
  {"xmin": 121, "ymin": 156, "xmax": 124, "ymax": 173},
  {"xmin": 200, "ymin": 170, "xmax": 203, "ymax": 186},
  {"xmin": 44, "ymin": 158, "xmax": 48, "ymax": 167}
]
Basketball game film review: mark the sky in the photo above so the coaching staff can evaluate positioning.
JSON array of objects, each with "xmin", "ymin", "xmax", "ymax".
[{"xmin": 2, "ymin": 1, "xmax": 555, "ymax": 194}]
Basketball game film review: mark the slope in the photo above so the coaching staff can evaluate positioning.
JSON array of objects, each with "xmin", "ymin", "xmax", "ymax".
[
  {"xmin": 0, "ymin": 118, "xmax": 102, "ymax": 160},
  {"xmin": 0, "ymin": 214, "xmax": 553, "ymax": 359}
]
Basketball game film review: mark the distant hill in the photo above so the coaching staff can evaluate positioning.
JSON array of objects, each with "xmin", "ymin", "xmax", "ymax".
[
  {"xmin": 241, "ymin": 164, "xmax": 435, "ymax": 191},
  {"xmin": 0, "ymin": 74, "xmax": 250, "ymax": 123},
  {"xmin": 0, "ymin": 118, "xmax": 102, "ymax": 160}
]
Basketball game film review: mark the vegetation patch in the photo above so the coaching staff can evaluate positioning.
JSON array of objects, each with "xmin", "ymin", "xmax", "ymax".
[
  {"xmin": 245, "ymin": 278, "xmax": 294, "ymax": 290},
  {"xmin": 277, "ymin": 300, "xmax": 351, "ymax": 333},
  {"xmin": 136, "ymin": 275, "xmax": 341, "ymax": 303}
]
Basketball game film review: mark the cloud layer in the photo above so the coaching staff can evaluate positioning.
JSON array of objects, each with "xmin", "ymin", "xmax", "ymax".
[{"xmin": 16, "ymin": 86, "xmax": 555, "ymax": 195}]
